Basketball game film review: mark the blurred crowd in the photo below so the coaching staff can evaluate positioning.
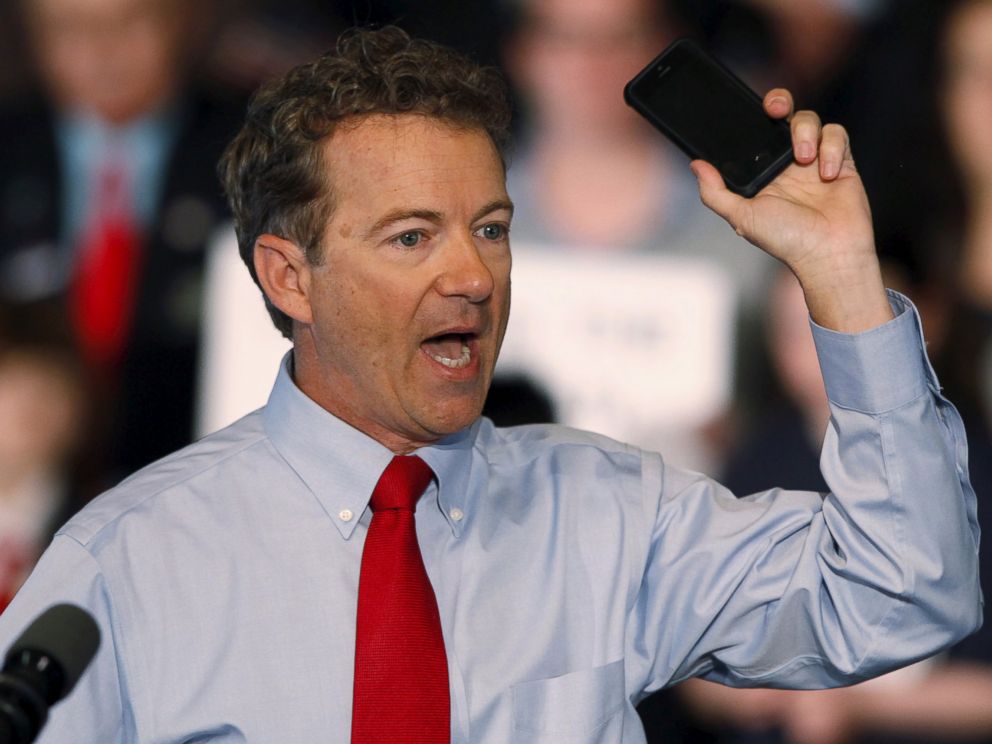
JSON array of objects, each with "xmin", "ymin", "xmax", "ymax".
[{"xmin": 1, "ymin": 0, "xmax": 991, "ymax": 742}]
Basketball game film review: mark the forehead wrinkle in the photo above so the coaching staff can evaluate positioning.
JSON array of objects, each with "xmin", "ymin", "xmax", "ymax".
[{"xmin": 386, "ymin": 159, "xmax": 499, "ymax": 187}]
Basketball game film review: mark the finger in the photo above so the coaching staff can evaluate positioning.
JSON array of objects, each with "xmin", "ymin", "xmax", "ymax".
[
  {"xmin": 764, "ymin": 88, "xmax": 793, "ymax": 120},
  {"xmin": 790, "ymin": 110, "xmax": 822, "ymax": 164},
  {"xmin": 818, "ymin": 123, "xmax": 849, "ymax": 180},
  {"xmin": 690, "ymin": 160, "xmax": 748, "ymax": 233}
]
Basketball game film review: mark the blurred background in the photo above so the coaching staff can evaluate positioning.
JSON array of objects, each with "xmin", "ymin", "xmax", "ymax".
[{"xmin": 1, "ymin": 0, "xmax": 991, "ymax": 742}]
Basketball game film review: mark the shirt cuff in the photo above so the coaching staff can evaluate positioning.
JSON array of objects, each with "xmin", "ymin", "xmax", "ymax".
[{"xmin": 811, "ymin": 289, "xmax": 933, "ymax": 414}]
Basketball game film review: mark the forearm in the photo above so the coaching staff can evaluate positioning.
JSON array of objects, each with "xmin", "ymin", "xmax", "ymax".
[
  {"xmin": 775, "ymin": 663, "xmax": 992, "ymax": 743},
  {"xmin": 845, "ymin": 663, "xmax": 992, "ymax": 739},
  {"xmin": 651, "ymin": 294, "xmax": 980, "ymax": 690},
  {"xmin": 802, "ymin": 293, "xmax": 980, "ymax": 678},
  {"xmin": 675, "ymin": 678, "xmax": 787, "ymax": 729}
]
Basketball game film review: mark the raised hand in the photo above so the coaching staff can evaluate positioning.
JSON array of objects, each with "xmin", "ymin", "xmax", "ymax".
[{"xmin": 691, "ymin": 89, "xmax": 894, "ymax": 333}]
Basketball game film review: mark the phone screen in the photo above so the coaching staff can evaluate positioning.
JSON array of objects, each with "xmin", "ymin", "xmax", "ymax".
[{"xmin": 625, "ymin": 39, "xmax": 793, "ymax": 197}]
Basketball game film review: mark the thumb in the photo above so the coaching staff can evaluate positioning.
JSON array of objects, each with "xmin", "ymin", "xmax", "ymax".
[{"xmin": 690, "ymin": 160, "xmax": 746, "ymax": 230}]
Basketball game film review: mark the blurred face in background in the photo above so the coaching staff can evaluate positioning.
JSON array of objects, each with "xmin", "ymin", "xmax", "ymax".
[
  {"xmin": 0, "ymin": 351, "xmax": 82, "ymax": 479},
  {"xmin": 943, "ymin": 0, "xmax": 992, "ymax": 191},
  {"xmin": 26, "ymin": 0, "xmax": 191, "ymax": 124},
  {"xmin": 507, "ymin": 0, "xmax": 671, "ymax": 139}
]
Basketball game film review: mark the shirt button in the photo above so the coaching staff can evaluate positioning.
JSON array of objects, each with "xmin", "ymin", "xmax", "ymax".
[
  {"xmin": 339, "ymin": 508, "xmax": 354, "ymax": 522},
  {"xmin": 450, "ymin": 508, "xmax": 464, "ymax": 522}
]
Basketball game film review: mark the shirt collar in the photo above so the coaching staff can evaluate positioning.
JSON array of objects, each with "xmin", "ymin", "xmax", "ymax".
[
  {"xmin": 417, "ymin": 420, "xmax": 479, "ymax": 539},
  {"xmin": 262, "ymin": 353, "xmax": 478, "ymax": 539}
]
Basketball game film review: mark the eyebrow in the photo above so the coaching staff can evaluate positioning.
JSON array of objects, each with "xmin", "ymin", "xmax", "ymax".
[
  {"xmin": 366, "ymin": 209, "xmax": 443, "ymax": 239},
  {"xmin": 364, "ymin": 199, "xmax": 515, "ymax": 240},
  {"xmin": 472, "ymin": 199, "xmax": 515, "ymax": 224}
]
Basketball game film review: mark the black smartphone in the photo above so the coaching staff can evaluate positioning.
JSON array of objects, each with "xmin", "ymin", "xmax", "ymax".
[{"xmin": 624, "ymin": 38, "xmax": 794, "ymax": 198}]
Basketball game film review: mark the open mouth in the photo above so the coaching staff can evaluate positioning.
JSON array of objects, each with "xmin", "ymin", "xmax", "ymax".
[{"xmin": 421, "ymin": 333, "xmax": 473, "ymax": 369}]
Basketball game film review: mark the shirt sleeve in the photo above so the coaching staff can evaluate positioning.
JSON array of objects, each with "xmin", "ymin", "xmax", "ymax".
[
  {"xmin": 632, "ymin": 290, "xmax": 982, "ymax": 694},
  {"xmin": 0, "ymin": 535, "xmax": 128, "ymax": 743}
]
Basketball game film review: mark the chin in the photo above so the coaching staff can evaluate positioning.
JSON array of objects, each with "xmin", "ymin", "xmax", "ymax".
[{"xmin": 420, "ymin": 399, "xmax": 485, "ymax": 438}]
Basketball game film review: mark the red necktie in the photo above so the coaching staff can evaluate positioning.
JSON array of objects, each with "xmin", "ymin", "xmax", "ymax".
[
  {"xmin": 70, "ymin": 158, "xmax": 142, "ymax": 374},
  {"xmin": 352, "ymin": 455, "xmax": 450, "ymax": 743}
]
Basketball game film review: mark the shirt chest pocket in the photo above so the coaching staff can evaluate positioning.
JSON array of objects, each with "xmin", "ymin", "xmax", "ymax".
[{"xmin": 511, "ymin": 659, "xmax": 625, "ymax": 742}]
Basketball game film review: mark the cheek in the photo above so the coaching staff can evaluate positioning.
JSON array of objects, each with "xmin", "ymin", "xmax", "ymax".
[
  {"xmin": 312, "ymin": 277, "xmax": 406, "ymax": 364},
  {"xmin": 40, "ymin": 37, "xmax": 96, "ymax": 96},
  {"xmin": 117, "ymin": 31, "xmax": 177, "ymax": 86},
  {"xmin": 495, "ymin": 278, "xmax": 512, "ymax": 338},
  {"xmin": 948, "ymin": 87, "xmax": 992, "ymax": 164}
]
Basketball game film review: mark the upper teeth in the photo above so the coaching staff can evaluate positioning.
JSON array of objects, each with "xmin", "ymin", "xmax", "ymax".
[{"xmin": 429, "ymin": 342, "xmax": 472, "ymax": 368}]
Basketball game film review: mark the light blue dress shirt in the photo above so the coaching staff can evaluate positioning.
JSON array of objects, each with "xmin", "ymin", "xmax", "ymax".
[{"xmin": 0, "ymin": 292, "xmax": 981, "ymax": 743}]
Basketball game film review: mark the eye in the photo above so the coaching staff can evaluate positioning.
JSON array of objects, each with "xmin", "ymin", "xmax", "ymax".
[
  {"xmin": 477, "ymin": 223, "xmax": 508, "ymax": 241},
  {"xmin": 396, "ymin": 231, "xmax": 423, "ymax": 248}
]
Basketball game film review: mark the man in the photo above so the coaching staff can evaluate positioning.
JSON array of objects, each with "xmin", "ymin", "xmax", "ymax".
[
  {"xmin": 0, "ymin": 27, "xmax": 980, "ymax": 743},
  {"xmin": 0, "ymin": 0, "xmax": 242, "ymax": 487}
]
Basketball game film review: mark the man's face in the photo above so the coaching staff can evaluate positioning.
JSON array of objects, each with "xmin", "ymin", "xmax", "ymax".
[
  {"xmin": 292, "ymin": 114, "xmax": 512, "ymax": 453},
  {"xmin": 27, "ymin": 0, "xmax": 188, "ymax": 123}
]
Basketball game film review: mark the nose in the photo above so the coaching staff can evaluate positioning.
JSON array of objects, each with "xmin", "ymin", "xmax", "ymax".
[{"xmin": 434, "ymin": 233, "xmax": 496, "ymax": 303}]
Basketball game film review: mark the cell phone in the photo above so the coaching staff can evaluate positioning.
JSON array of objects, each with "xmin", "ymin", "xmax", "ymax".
[{"xmin": 624, "ymin": 38, "xmax": 794, "ymax": 198}]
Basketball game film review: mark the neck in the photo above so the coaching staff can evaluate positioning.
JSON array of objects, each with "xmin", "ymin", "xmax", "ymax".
[
  {"xmin": 290, "ymin": 344, "xmax": 439, "ymax": 456},
  {"xmin": 526, "ymin": 129, "xmax": 671, "ymax": 248},
  {"xmin": 532, "ymin": 117, "xmax": 655, "ymax": 154}
]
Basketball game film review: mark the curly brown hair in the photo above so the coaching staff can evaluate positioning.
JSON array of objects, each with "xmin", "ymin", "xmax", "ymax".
[{"xmin": 218, "ymin": 26, "xmax": 514, "ymax": 338}]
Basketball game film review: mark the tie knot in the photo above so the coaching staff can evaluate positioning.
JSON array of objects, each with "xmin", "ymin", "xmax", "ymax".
[{"xmin": 370, "ymin": 455, "xmax": 434, "ymax": 512}]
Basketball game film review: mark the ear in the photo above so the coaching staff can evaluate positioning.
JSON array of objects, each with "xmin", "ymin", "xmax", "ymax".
[{"xmin": 253, "ymin": 234, "xmax": 314, "ymax": 326}]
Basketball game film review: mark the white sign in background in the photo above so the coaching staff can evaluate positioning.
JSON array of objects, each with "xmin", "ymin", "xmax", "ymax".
[
  {"xmin": 496, "ymin": 247, "xmax": 737, "ymax": 459},
  {"xmin": 197, "ymin": 228, "xmax": 291, "ymax": 437}
]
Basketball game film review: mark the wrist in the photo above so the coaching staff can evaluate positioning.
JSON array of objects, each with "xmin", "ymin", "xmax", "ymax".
[{"xmin": 793, "ymin": 250, "xmax": 894, "ymax": 333}]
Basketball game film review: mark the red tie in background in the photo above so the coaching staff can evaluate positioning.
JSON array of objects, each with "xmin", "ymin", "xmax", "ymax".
[
  {"xmin": 352, "ymin": 455, "xmax": 450, "ymax": 743},
  {"xmin": 0, "ymin": 538, "xmax": 33, "ymax": 613},
  {"xmin": 70, "ymin": 158, "xmax": 142, "ymax": 374}
]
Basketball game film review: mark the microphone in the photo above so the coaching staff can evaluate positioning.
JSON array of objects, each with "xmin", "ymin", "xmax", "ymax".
[{"xmin": 0, "ymin": 604, "xmax": 101, "ymax": 744}]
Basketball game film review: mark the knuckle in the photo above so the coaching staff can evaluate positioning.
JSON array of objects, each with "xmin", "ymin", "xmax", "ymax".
[{"xmin": 732, "ymin": 206, "xmax": 752, "ymax": 238}]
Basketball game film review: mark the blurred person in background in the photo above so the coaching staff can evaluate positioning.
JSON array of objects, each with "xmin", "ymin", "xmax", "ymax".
[
  {"xmin": 501, "ymin": 0, "xmax": 679, "ymax": 252},
  {"xmin": 202, "ymin": 0, "xmax": 345, "ymax": 94},
  {"xmin": 501, "ymin": 0, "xmax": 773, "ymax": 297},
  {"xmin": 715, "ymin": 267, "xmax": 831, "ymax": 496},
  {"xmin": 495, "ymin": 0, "xmax": 777, "ymax": 474},
  {"xmin": 943, "ymin": 0, "xmax": 992, "ymax": 320},
  {"xmin": 0, "ymin": 0, "xmax": 244, "ymax": 488},
  {"xmin": 718, "ymin": 0, "xmax": 887, "ymax": 96},
  {"xmin": 0, "ymin": 302, "xmax": 86, "ymax": 613}
]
